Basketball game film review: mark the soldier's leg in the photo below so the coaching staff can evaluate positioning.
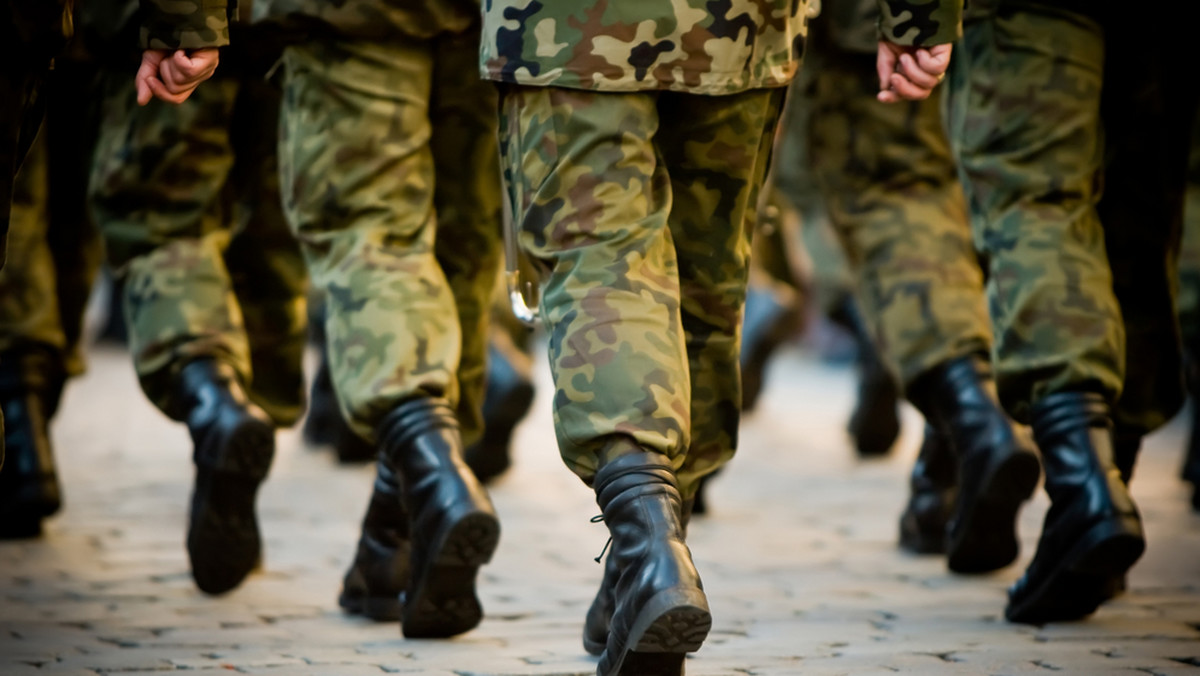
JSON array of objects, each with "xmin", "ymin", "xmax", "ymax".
[
  {"xmin": 501, "ymin": 87, "xmax": 714, "ymax": 669},
  {"xmin": 44, "ymin": 59, "xmax": 105, "ymax": 379},
  {"xmin": 777, "ymin": 67, "xmax": 903, "ymax": 458},
  {"xmin": 0, "ymin": 64, "xmax": 105, "ymax": 539},
  {"xmin": 225, "ymin": 75, "xmax": 308, "ymax": 428},
  {"xmin": 91, "ymin": 74, "xmax": 254, "ymax": 418},
  {"xmin": 500, "ymin": 87, "xmax": 690, "ymax": 480},
  {"xmin": 280, "ymin": 36, "xmax": 498, "ymax": 638},
  {"xmin": 1099, "ymin": 44, "xmax": 1198, "ymax": 481},
  {"xmin": 1181, "ymin": 114, "xmax": 1200, "ymax": 508},
  {"xmin": 946, "ymin": 4, "xmax": 1138, "ymax": 624},
  {"xmin": 427, "ymin": 32, "xmax": 517, "ymax": 482},
  {"xmin": 809, "ymin": 33, "xmax": 1036, "ymax": 571},
  {"xmin": 91, "ymin": 73, "xmax": 275, "ymax": 596},
  {"xmin": 740, "ymin": 189, "xmax": 806, "ymax": 414},
  {"xmin": 659, "ymin": 89, "xmax": 786, "ymax": 502},
  {"xmin": 0, "ymin": 133, "xmax": 64, "ymax": 538},
  {"xmin": 429, "ymin": 30, "xmax": 503, "ymax": 449}
]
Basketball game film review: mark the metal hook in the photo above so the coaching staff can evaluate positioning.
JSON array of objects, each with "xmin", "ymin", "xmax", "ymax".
[{"xmin": 503, "ymin": 207, "xmax": 540, "ymax": 327}]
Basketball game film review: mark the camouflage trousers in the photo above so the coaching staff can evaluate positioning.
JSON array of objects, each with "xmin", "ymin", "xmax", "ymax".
[
  {"xmin": 278, "ymin": 32, "xmax": 503, "ymax": 445},
  {"xmin": 0, "ymin": 61, "xmax": 104, "ymax": 383},
  {"xmin": 796, "ymin": 28, "xmax": 990, "ymax": 388},
  {"xmin": 1176, "ymin": 113, "xmax": 1200, "ymax": 350},
  {"xmin": 499, "ymin": 85, "xmax": 785, "ymax": 498},
  {"xmin": 90, "ymin": 72, "xmax": 308, "ymax": 426},
  {"xmin": 947, "ymin": 1, "xmax": 1198, "ymax": 433}
]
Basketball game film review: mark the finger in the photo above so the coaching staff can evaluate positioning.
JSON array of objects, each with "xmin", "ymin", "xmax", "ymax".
[
  {"xmin": 889, "ymin": 72, "xmax": 932, "ymax": 101},
  {"xmin": 877, "ymin": 44, "xmax": 898, "ymax": 93},
  {"xmin": 914, "ymin": 46, "xmax": 951, "ymax": 77},
  {"xmin": 135, "ymin": 52, "xmax": 165, "ymax": 106},
  {"xmin": 159, "ymin": 61, "xmax": 198, "ymax": 94},
  {"xmin": 877, "ymin": 89, "xmax": 900, "ymax": 103},
  {"xmin": 149, "ymin": 77, "xmax": 194, "ymax": 104},
  {"xmin": 899, "ymin": 53, "xmax": 941, "ymax": 88},
  {"xmin": 172, "ymin": 49, "xmax": 207, "ymax": 79}
]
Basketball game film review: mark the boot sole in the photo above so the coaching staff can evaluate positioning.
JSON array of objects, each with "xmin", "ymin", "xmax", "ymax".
[
  {"xmin": 599, "ymin": 587, "xmax": 712, "ymax": 676},
  {"xmin": 401, "ymin": 510, "xmax": 500, "ymax": 638},
  {"xmin": 1005, "ymin": 516, "xmax": 1145, "ymax": 624},
  {"xmin": 339, "ymin": 590, "xmax": 402, "ymax": 622},
  {"xmin": 948, "ymin": 451, "xmax": 1040, "ymax": 574},
  {"xmin": 188, "ymin": 415, "xmax": 275, "ymax": 596}
]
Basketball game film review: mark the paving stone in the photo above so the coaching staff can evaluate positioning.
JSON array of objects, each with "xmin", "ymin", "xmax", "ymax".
[{"xmin": 0, "ymin": 345, "xmax": 1197, "ymax": 674}]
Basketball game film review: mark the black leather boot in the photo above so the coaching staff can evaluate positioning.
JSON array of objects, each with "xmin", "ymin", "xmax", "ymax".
[
  {"xmin": 179, "ymin": 359, "xmax": 276, "ymax": 595},
  {"xmin": 591, "ymin": 453, "xmax": 710, "ymax": 676},
  {"xmin": 339, "ymin": 457, "xmax": 411, "ymax": 621},
  {"xmin": 898, "ymin": 424, "xmax": 958, "ymax": 555},
  {"xmin": 377, "ymin": 397, "xmax": 500, "ymax": 638},
  {"xmin": 464, "ymin": 340, "xmax": 535, "ymax": 485},
  {"xmin": 832, "ymin": 297, "xmax": 901, "ymax": 457},
  {"xmin": 302, "ymin": 353, "xmax": 374, "ymax": 463},
  {"xmin": 740, "ymin": 283, "xmax": 801, "ymax": 413},
  {"xmin": 1006, "ymin": 392, "xmax": 1145, "ymax": 624},
  {"xmin": 909, "ymin": 354, "xmax": 1040, "ymax": 573},
  {"xmin": 0, "ymin": 348, "xmax": 65, "ymax": 539},
  {"xmin": 583, "ymin": 497, "xmax": 695, "ymax": 657}
]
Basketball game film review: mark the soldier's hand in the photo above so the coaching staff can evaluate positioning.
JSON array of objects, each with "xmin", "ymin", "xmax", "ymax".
[
  {"xmin": 136, "ymin": 48, "xmax": 220, "ymax": 106},
  {"xmin": 876, "ymin": 42, "xmax": 952, "ymax": 103}
]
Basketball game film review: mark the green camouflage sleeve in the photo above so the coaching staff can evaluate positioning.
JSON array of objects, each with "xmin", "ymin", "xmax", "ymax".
[
  {"xmin": 877, "ymin": 0, "xmax": 962, "ymax": 46},
  {"xmin": 139, "ymin": 0, "xmax": 234, "ymax": 49}
]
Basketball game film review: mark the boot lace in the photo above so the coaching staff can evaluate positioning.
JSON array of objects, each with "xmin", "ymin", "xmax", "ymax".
[{"xmin": 590, "ymin": 514, "xmax": 610, "ymax": 563}]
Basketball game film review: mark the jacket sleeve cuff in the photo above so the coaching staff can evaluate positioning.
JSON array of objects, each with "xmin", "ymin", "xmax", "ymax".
[
  {"xmin": 140, "ymin": 0, "xmax": 231, "ymax": 49},
  {"xmin": 877, "ymin": 0, "xmax": 962, "ymax": 47}
]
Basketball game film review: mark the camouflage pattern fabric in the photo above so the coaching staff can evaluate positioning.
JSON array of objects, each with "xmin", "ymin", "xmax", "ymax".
[
  {"xmin": 876, "ymin": 0, "xmax": 961, "ymax": 46},
  {"xmin": 0, "ymin": 62, "xmax": 105, "ymax": 380},
  {"xmin": 946, "ymin": 1, "xmax": 1197, "ymax": 433},
  {"xmin": 797, "ymin": 14, "xmax": 991, "ymax": 388},
  {"xmin": 278, "ymin": 30, "xmax": 503, "ymax": 446},
  {"xmin": 90, "ymin": 71, "xmax": 307, "ymax": 426},
  {"xmin": 140, "ymin": 0, "xmax": 234, "ymax": 49},
  {"xmin": 481, "ymin": 0, "xmax": 814, "ymax": 95},
  {"xmin": 253, "ymin": 0, "xmax": 477, "ymax": 41},
  {"xmin": 498, "ymin": 85, "xmax": 784, "ymax": 497}
]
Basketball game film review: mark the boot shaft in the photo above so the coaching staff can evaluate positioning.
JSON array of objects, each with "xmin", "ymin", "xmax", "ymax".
[
  {"xmin": 908, "ymin": 354, "xmax": 1026, "ymax": 462},
  {"xmin": 1031, "ymin": 392, "xmax": 1137, "ymax": 521},
  {"xmin": 375, "ymin": 397, "xmax": 495, "ymax": 539}
]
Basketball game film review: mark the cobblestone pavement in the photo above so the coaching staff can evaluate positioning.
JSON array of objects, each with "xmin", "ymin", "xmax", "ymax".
[{"xmin": 2, "ymin": 343, "xmax": 1198, "ymax": 676}]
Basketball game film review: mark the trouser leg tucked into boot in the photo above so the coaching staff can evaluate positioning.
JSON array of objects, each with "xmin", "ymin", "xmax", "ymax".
[
  {"xmin": 179, "ymin": 358, "xmax": 276, "ymax": 595},
  {"xmin": 377, "ymin": 397, "xmax": 500, "ymax": 639},
  {"xmin": 340, "ymin": 457, "xmax": 411, "ymax": 621},
  {"xmin": 910, "ymin": 354, "xmax": 1040, "ymax": 573},
  {"xmin": 1006, "ymin": 391, "xmax": 1145, "ymax": 624},
  {"xmin": 591, "ymin": 453, "xmax": 710, "ymax": 676},
  {"xmin": 0, "ymin": 347, "xmax": 64, "ymax": 539},
  {"xmin": 898, "ymin": 424, "xmax": 957, "ymax": 554}
]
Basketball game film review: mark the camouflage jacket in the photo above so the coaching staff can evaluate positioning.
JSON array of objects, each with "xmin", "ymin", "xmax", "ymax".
[
  {"xmin": 140, "ymin": 0, "xmax": 236, "ymax": 49},
  {"xmin": 480, "ymin": 0, "xmax": 960, "ymax": 95},
  {"xmin": 252, "ymin": 0, "xmax": 478, "ymax": 41}
]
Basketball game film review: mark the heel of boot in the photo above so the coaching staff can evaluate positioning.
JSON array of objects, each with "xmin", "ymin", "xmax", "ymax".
[
  {"xmin": 599, "ymin": 587, "xmax": 711, "ymax": 676},
  {"xmin": 631, "ymin": 588, "xmax": 711, "ymax": 653}
]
